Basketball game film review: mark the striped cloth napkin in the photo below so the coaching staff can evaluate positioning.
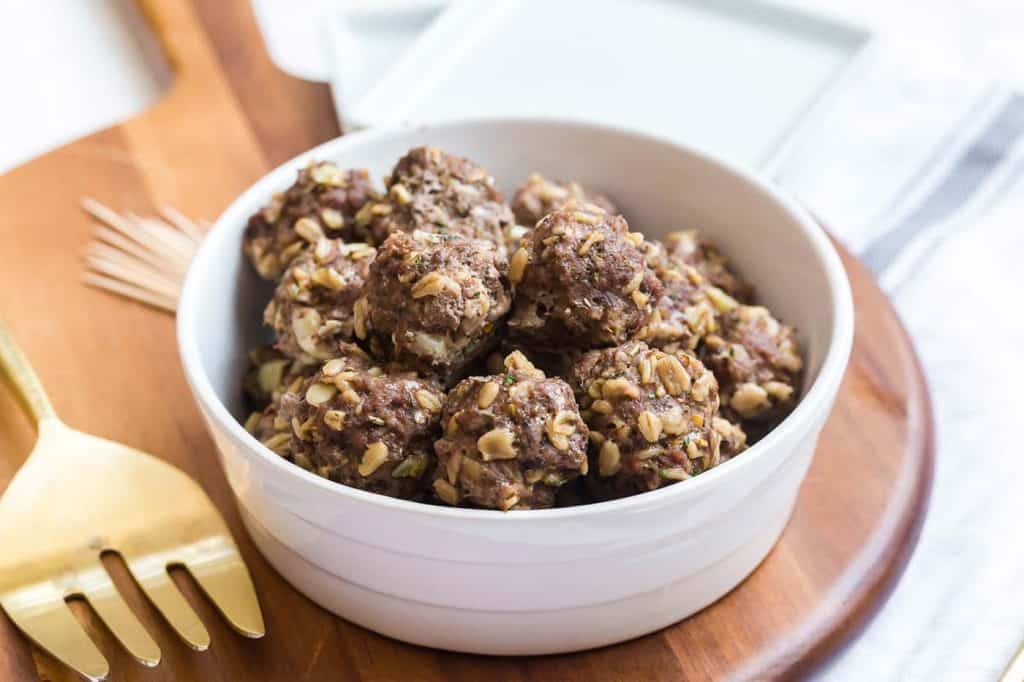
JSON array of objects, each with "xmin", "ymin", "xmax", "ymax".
[{"xmin": 776, "ymin": 46, "xmax": 1024, "ymax": 682}]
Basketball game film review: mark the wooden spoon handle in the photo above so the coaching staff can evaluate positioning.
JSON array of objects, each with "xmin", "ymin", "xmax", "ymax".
[{"xmin": 0, "ymin": 318, "xmax": 57, "ymax": 425}]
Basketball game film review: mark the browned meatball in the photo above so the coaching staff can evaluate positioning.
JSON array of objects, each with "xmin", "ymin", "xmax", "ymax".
[
  {"xmin": 354, "ymin": 146, "xmax": 513, "ymax": 254},
  {"xmin": 511, "ymin": 173, "xmax": 618, "ymax": 226},
  {"xmin": 263, "ymin": 239, "xmax": 376, "ymax": 363},
  {"xmin": 358, "ymin": 230, "xmax": 511, "ymax": 380},
  {"xmin": 571, "ymin": 341, "xmax": 721, "ymax": 500},
  {"xmin": 508, "ymin": 204, "xmax": 662, "ymax": 349},
  {"xmin": 244, "ymin": 162, "xmax": 377, "ymax": 279},
  {"xmin": 701, "ymin": 304, "xmax": 803, "ymax": 423},
  {"xmin": 433, "ymin": 351, "xmax": 588, "ymax": 510},
  {"xmin": 280, "ymin": 356, "xmax": 445, "ymax": 500},
  {"xmin": 244, "ymin": 343, "xmax": 372, "ymax": 458},
  {"xmin": 634, "ymin": 240, "xmax": 717, "ymax": 352},
  {"xmin": 664, "ymin": 229, "xmax": 753, "ymax": 303}
]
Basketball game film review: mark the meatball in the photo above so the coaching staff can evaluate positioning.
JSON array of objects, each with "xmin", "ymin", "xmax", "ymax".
[
  {"xmin": 263, "ymin": 239, "xmax": 376, "ymax": 363},
  {"xmin": 701, "ymin": 304, "xmax": 803, "ymax": 424},
  {"xmin": 511, "ymin": 173, "xmax": 618, "ymax": 226},
  {"xmin": 571, "ymin": 341, "xmax": 721, "ymax": 500},
  {"xmin": 508, "ymin": 204, "xmax": 662, "ymax": 349},
  {"xmin": 244, "ymin": 343, "xmax": 371, "ymax": 458},
  {"xmin": 280, "ymin": 356, "xmax": 445, "ymax": 500},
  {"xmin": 244, "ymin": 161, "xmax": 377, "ymax": 279},
  {"xmin": 634, "ymin": 240, "xmax": 718, "ymax": 352},
  {"xmin": 432, "ymin": 351, "xmax": 588, "ymax": 510},
  {"xmin": 358, "ymin": 230, "xmax": 511, "ymax": 380},
  {"xmin": 664, "ymin": 229, "xmax": 753, "ymax": 302},
  {"xmin": 354, "ymin": 146, "xmax": 513, "ymax": 254},
  {"xmin": 635, "ymin": 236, "xmax": 756, "ymax": 354}
]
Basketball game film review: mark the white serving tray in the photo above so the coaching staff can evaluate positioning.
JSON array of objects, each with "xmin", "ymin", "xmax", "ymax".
[{"xmin": 252, "ymin": 0, "xmax": 872, "ymax": 170}]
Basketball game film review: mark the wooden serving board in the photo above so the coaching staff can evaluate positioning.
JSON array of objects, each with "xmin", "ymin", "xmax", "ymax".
[{"xmin": 0, "ymin": 1, "xmax": 933, "ymax": 680}]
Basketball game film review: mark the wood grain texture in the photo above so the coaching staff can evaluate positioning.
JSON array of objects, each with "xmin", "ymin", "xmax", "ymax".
[{"xmin": 0, "ymin": 0, "xmax": 933, "ymax": 680}]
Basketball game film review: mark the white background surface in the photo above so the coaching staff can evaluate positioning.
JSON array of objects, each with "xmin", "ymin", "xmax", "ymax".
[
  {"xmin": 2, "ymin": 1, "xmax": 1024, "ymax": 680},
  {"xmin": 0, "ymin": 0, "xmax": 169, "ymax": 173}
]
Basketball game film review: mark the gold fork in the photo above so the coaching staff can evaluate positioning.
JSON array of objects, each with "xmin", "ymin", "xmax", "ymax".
[{"xmin": 0, "ymin": 318, "xmax": 264, "ymax": 680}]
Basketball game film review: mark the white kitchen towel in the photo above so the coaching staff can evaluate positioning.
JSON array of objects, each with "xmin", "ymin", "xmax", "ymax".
[
  {"xmin": 778, "ymin": 40, "xmax": 1024, "ymax": 682},
  {"xmin": 813, "ymin": 153, "xmax": 1024, "ymax": 682}
]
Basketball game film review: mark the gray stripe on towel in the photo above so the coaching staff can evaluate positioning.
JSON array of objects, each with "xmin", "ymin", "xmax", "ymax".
[{"xmin": 862, "ymin": 92, "xmax": 1024, "ymax": 273}]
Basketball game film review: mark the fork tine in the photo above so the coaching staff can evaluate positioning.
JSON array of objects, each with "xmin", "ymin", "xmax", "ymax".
[
  {"xmin": 183, "ymin": 536, "xmax": 265, "ymax": 638},
  {"xmin": 79, "ymin": 564, "xmax": 161, "ymax": 666},
  {"xmin": 1, "ymin": 582, "xmax": 109, "ymax": 681},
  {"xmin": 125, "ymin": 555, "xmax": 210, "ymax": 651}
]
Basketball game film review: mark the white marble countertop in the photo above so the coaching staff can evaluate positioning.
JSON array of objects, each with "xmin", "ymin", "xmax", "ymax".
[{"xmin": 2, "ymin": 2, "xmax": 1024, "ymax": 680}]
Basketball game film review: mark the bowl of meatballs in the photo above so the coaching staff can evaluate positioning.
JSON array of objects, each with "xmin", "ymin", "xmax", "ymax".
[{"xmin": 178, "ymin": 118, "xmax": 853, "ymax": 655}]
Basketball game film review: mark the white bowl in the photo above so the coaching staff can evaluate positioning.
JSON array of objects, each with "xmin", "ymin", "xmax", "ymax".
[{"xmin": 177, "ymin": 118, "xmax": 854, "ymax": 655}]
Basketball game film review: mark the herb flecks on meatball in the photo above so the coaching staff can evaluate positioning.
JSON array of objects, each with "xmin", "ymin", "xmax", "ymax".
[
  {"xmin": 664, "ymin": 229, "xmax": 753, "ymax": 303},
  {"xmin": 244, "ymin": 161, "xmax": 377, "ymax": 279},
  {"xmin": 280, "ymin": 355, "xmax": 445, "ymax": 500},
  {"xmin": 358, "ymin": 230, "xmax": 511, "ymax": 380},
  {"xmin": 355, "ymin": 146, "xmax": 514, "ymax": 254},
  {"xmin": 433, "ymin": 351, "xmax": 588, "ymax": 510},
  {"xmin": 263, "ymin": 239, "xmax": 375, "ymax": 363},
  {"xmin": 571, "ymin": 341, "xmax": 721, "ymax": 500},
  {"xmin": 508, "ymin": 204, "xmax": 662, "ymax": 349},
  {"xmin": 701, "ymin": 305, "xmax": 803, "ymax": 423},
  {"xmin": 511, "ymin": 173, "xmax": 618, "ymax": 228}
]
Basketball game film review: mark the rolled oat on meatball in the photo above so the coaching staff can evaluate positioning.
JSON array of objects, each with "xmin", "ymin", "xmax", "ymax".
[
  {"xmin": 280, "ymin": 356, "xmax": 445, "ymax": 500},
  {"xmin": 264, "ymin": 238, "xmax": 376, "ymax": 363},
  {"xmin": 701, "ymin": 304, "xmax": 803, "ymax": 423},
  {"xmin": 508, "ymin": 203, "xmax": 662, "ymax": 349},
  {"xmin": 354, "ymin": 146, "xmax": 514, "ymax": 253},
  {"xmin": 242, "ymin": 345, "xmax": 310, "ymax": 457},
  {"xmin": 482, "ymin": 340, "xmax": 578, "ymax": 380},
  {"xmin": 245, "ymin": 405, "xmax": 293, "ymax": 458},
  {"xmin": 712, "ymin": 416, "xmax": 748, "ymax": 461},
  {"xmin": 432, "ymin": 351, "xmax": 588, "ymax": 510},
  {"xmin": 511, "ymin": 173, "xmax": 618, "ymax": 227},
  {"xmin": 244, "ymin": 161, "xmax": 377, "ymax": 279},
  {"xmin": 664, "ymin": 229, "xmax": 753, "ymax": 303},
  {"xmin": 571, "ymin": 341, "xmax": 721, "ymax": 500},
  {"xmin": 502, "ymin": 222, "xmax": 532, "ymax": 255},
  {"xmin": 358, "ymin": 230, "xmax": 511, "ymax": 380},
  {"xmin": 242, "ymin": 345, "xmax": 306, "ymax": 411}
]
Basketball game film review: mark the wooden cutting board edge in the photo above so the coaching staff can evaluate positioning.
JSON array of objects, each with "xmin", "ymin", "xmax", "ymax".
[{"xmin": 740, "ymin": 271, "xmax": 936, "ymax": 680}]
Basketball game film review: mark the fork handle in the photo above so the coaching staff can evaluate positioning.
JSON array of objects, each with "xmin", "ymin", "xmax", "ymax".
[{"xmin": 0, "ymin": 317, "xmax": 57, "ymax": 425}]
